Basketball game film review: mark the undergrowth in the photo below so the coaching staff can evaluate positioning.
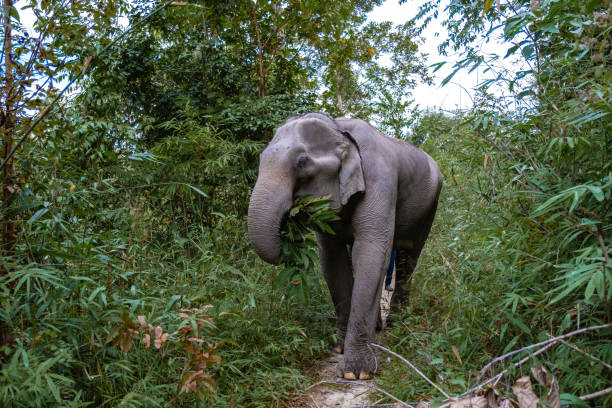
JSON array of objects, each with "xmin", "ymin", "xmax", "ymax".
[
  {"xmin": 375, "ymin": 1, "xmax": 612, "ymax": 405},
  {"xmin": 376, "ymin": 112, "xmax": 612, "ymax": 406},
  {"xmin": 2, "ymin": 1, "xmax": 611, "ymax": 406},
  {"xmin": 0, "ymin": 211, "xmax": 334, "ymax": 407}
]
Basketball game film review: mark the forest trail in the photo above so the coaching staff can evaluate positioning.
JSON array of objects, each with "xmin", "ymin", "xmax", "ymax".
[{"xmin": 292, "ymin": 276, "xmax": 395, "ymax": 408}]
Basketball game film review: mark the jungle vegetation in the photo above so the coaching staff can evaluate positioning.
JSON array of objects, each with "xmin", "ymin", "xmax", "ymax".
[{"xmin": 0, "ymin": 0, "xmax": 610, "ymax": 406}]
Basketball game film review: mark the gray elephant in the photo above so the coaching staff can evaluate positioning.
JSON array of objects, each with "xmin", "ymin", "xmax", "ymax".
[{"xmin": 248, "ymin": 112, "xmax": 442, "ymax": 379}]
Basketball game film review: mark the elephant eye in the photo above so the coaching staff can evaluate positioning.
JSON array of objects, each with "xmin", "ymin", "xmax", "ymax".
[{"xmin": 297, "ymin": 155, "xmax": 310, "ymax": 168}]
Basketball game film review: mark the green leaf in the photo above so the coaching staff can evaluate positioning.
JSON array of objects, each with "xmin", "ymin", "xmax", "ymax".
[
  {"xmin": 501, "ymin": 310, "xmax": 531, "ymax": 336},
  {"xmin": 28, "ymin": 208, "xmax": 49, "ymax": 224},
  {"xmin": 560, "ymin": 394, "xmax": 590, "ymax": 407},
  {"xmin": 521, "ymin": 44, "xmax": 534, "ymax": 59},
  {"xmin": 441, "ymin": 66, "xmax": 461, "ymax": 87},
  {"xmin": 10, "ymin": 5, "xmax": 20, "ymax": 22},
  {"xmin": 45, "ymin": 375, "xmax": 61, "ymax": 402},
  {"xmin": 586, "ymin": 186, "xmax": 604, "ymax": 202},
  {"xmin": 569, "ymin": 189, "xmax": 585, "ymax": 213},
  {"xmin": 185, "ymin": 183, "xmax": 208, "ymax": 198},
  {"xmin": 430, "ymin": 61, "xmax": 446, "ymax": 72},
  {"xmin": 504, "ymin": 44, "xmax": 520, "ymax": 58},
  {"xmin": 502, "ymin": 335, "xmax": 520, "ymax": 354},
  {"xmin": 585, "ymin": 273, "xmax": 596, "ymax": 300},
  {"xmin": 165, "ymin": 294, "xmax": 182, "ymax": 312},
  {"xmin": 248, "ymin": 292, "xmax": 256, "ymax": 308},
  {"xmin": 549, "ymin": 267, "xmax": 595, "ymax": 304},
  {"xmin": 20, "ymin": 348, "xmax": 29, "ymax": 369},
  {"xmin": 276, "ymin": 266, "xmax": 295, "ymax": 289},
  {"xmin": 88, "ymin": 286, "xmax": 107, "ymax": 303}
]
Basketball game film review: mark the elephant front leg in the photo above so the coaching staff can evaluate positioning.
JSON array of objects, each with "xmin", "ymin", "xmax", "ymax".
[
  {"xmin": 317, "ymin": 233, "xmax": 354, "ymax": 354},
  {"xmin": 338, "ymin": 239, "xmax": 389, "ymax": 380}
]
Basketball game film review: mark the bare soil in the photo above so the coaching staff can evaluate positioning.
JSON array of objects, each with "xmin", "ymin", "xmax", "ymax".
[{"xmin": 291, "ymin": 275, "xmax": 394, "ymax": 408}]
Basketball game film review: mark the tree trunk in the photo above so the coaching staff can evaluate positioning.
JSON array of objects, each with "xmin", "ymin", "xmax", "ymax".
[
  {"xmin": 336, "ymin": 75, "xmax": 343, "ymax": 112},
  {"xmin": 1, "ymin": 0, "xmax": 15, "ymax": 351},
  {"xmin": 249, "ymin": 0, "xmax": 265, "ymax": 98},
  {"xmin": 2, "ymin": 0, "xmax": 17, "ymax": 266}
]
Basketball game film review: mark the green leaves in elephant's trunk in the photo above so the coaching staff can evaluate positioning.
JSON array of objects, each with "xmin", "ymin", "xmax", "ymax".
[{"xmin": 277, "ymin": 195, "xmax": 340, "ymax": 304}]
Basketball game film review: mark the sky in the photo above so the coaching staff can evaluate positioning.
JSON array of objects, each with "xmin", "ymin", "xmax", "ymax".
[{"xmin": 368, "ymin": 0, "xmax": 516, "ymax": 111}]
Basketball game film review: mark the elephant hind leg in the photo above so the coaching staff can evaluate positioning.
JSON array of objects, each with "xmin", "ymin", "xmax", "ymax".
[
  {"xmin": 391, "ymin": 247, "xmax": 421, "ymax": 309},
  {"xmin": 391, "ymin": 199, "xmax": 439, "ymax": 311}
]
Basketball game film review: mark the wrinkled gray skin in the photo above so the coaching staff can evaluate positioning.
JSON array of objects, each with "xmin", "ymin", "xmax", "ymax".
[{"xmin": 248, "ymin": 113, "xmax": 442, "ymax": 379}]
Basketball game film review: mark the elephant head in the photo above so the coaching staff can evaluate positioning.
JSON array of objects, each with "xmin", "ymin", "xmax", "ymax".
[{"xmin": 248, "ymin": 113, "xmax": 365, "ymax": 264}]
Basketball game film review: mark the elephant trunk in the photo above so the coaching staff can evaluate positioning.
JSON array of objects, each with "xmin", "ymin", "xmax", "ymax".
[{"xmin": 248, "ymin": 178, "xmax": 293, "ymax": 264}]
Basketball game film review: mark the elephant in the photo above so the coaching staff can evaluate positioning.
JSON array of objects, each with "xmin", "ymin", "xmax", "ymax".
[{"xmin": 247, "ymin": 112, "xmax": 442, "ymax": 379}]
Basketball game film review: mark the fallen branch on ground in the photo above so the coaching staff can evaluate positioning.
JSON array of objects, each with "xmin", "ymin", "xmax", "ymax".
[
  {"xmin": 550, "ymin": 336, "xmax": 612, "ymax": 371},
  {"xmin": 371, "ymin": 343, "xmax": 450, "ymax": 399},
  {"xmin": 466, "ymin": 340, "xmax": 558, "ymax": 395},
  {"xmin": 478, "ymin": 323, "xmax": 612, "ymax": 380},
  {"xmin": 580, "ymin": 386, "xmax": 612, "ymax": 401}
]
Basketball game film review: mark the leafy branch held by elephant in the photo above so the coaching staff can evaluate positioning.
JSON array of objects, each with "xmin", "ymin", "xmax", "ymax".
[{"xmin": 248, "ymin": 112, "xmax": 442, "ymax": 380}]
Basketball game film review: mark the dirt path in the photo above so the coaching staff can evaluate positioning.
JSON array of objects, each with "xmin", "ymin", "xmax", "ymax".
[{"xmin": 292, "ymin": 275, "xmax": 395, "ymax": 408}]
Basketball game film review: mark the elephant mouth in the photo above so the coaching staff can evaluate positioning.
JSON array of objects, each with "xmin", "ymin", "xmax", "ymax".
[
  {"xmin": 280, "ymin": 212, "xmax": 289, "ymax": 233},
  {"xmin": 278, "ymin": 210, "xmax": 292, "ymax": 244}
]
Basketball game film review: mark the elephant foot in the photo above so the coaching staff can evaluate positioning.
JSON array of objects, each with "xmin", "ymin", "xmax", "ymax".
[
  {"xmin": 341, "ymin": 371, "xmax": 371, "ymax": 380},
  {"xmin": 336, "ymin": 345, "xmax": 378, "ymax": 380}
]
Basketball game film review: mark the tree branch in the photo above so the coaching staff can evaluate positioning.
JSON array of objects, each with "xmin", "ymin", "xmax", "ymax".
[
  {"xmin": 580, "ymin": 386, "xmax": 612, "ymax": 401},
  {"xmin": 249, "ymin": 0, "xmax": 265, "ymax": 98}
]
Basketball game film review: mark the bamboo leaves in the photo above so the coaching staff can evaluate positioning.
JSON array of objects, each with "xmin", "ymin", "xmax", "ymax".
[
  {"xmin": 277, "ymin": 195, "xmax": 340, "ymax": 304},
  {"xmin": 532, "ymin": 176, "xmax": 611, "ymax": 217}
]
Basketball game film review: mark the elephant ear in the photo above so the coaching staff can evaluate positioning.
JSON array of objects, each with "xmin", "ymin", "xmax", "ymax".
[{"xmin": 338, "ymin": 132, "xmax": 365, "ymax": 206}]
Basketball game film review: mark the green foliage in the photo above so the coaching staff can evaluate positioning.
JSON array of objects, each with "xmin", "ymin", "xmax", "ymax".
[
  {"xmin": 2, "ymin": 1, "xmax": 352, "ymax": 405},
  {"xmin": 277, "ymin": 196, "xmax": 340, "ymax": 304},
  {"xmin": 378, "ymin": 108, "xmax": 612, "ymax": 404},
  {"xmin": 0, "ymin": 204, "xmax": 335, "ymax": 406},
  {"xmin": 378, "ymin": 0, "xmax": 611, "ymax": 404},
  {"xmin": 3, "ymin": 0, "xmax": 610, "ymax": 405}
]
